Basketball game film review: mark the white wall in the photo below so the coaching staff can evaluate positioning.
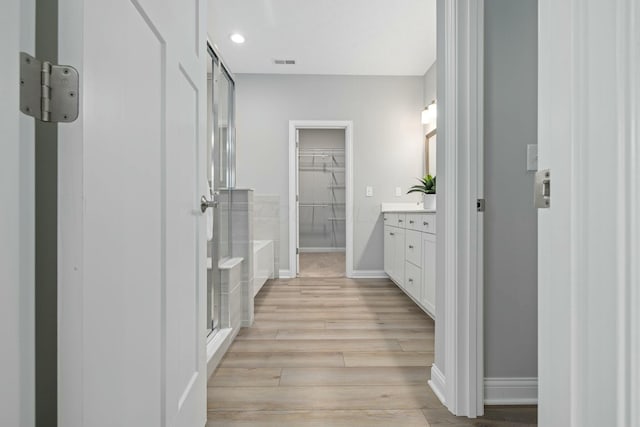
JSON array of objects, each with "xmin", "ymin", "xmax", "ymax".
[
  {"xmin": 483, "ymin": 0, "xmax": 538, "ymax": 379},
  {"xmin": 235, "ymin": 74, "xmax": 424, "ymax": 272}
]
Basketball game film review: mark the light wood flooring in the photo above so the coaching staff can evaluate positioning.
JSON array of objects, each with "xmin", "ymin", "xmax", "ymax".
[
  {"xmin": 299, "ymin": 252, "xmax": 345, "ymax": 277},
  {"xmin": 207, "ymin": 277, "xmax": 537, "ymax": 426}
]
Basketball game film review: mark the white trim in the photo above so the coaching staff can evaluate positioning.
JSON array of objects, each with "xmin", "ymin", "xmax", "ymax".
[
  {"xmin": 288, "ymin": 120, "xmax": 354, "ymax": 279},
  {"xmin": 350, "ymin": 270, "xmax": 388, "ymax": 279},
  {"xmin": 483, "ymin": 378, "xmax": 538, "ymax": 405},
  {"xmin": 440, "ymin": 0, "xmax": 485, "ymax": 418},
  {"xmin": 429, "ymin": 364, "xmax": 447, "ymax": 406},
  {"xmin": 278, "ymin": 269, "xmax": 294, "ymax": 279},
  {"xmin": 206, "ymin": 327, "xmax": 235, "ymax": 379}
]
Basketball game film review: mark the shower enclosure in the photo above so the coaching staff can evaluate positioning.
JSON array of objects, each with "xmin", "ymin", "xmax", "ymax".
[{"xmin": 206, "ymin": 45, "xmax": 235, "ymax": 337}]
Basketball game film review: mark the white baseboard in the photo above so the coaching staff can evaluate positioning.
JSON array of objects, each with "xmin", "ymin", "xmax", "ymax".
[
  {"xmin": 429, "ymin": 363, "xmax": 446, "ymax": 406},
  {"xmin": 484, "ymin": 377, "xmax": 538, "ymax": 405},
  {"xmin": 350, "ymin": 270, "xmax": 388, "ymax": 279},
  {"xmin": 278, "ymin": 269, "xmax": 294, "ymax": 279}
]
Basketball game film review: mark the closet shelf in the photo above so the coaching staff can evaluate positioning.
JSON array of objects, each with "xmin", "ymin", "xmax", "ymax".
[{"xmin": 299, "ymin": 202, "xmax": 345, "ymax": 207}]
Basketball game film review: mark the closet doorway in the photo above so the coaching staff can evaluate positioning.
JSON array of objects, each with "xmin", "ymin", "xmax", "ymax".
[{"xmin": 288, "ymin": 121, "xmax": 354, "ymax": 278}]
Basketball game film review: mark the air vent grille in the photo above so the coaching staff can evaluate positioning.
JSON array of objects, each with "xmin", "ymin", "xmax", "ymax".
[{"xmin": 274, "ymin": 59, "xmax": 296, "ymax": 65}]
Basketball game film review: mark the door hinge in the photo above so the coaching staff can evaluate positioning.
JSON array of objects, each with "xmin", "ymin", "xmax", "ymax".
[
  {"xmin": 534, "ymin": 169, "xmax": 551, "ymax": 208},
  {"xmin": 477, "ymin": 198, "xmax": 485, "ymax": 212},
  {"xmin": 20, "ymin": 52, "xmax": 79, "ymax": 123},
  {"xmin": 296, "ymin": 248, "xmax": 299, "ymax": 255}
]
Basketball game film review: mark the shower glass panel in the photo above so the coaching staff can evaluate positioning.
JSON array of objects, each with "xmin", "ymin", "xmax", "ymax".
[{"xmin": 206, "ymin": 45, "xmax": 236, "ymax": 337}]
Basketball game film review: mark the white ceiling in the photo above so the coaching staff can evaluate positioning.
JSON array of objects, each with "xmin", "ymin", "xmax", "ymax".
[{"xmin": 207, "ymin": 0, "xmax": 436, "ymax": 76}]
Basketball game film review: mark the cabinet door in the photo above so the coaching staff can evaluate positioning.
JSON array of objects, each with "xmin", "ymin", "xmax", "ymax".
[
  {"xmin": 405, "ymin": 229, "xmax": 422, "ymax": 266},
  {"xmin": 383, "ymin": 225, "xmax": 395, "ymax": 278},
  {"xmin": 393, "ymin": 227, "xmax": 406, "ymax": 286},
  {"xmin": 405, "ymin": 261, "xmax": 422, "ymax": 301},
  {"xmin": 421, "ymin": 233, "xmax": 436, "ymax": 317}
]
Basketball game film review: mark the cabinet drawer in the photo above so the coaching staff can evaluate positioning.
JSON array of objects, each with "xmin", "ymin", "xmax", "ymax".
[
  {"xmin": 383, "ymin": 213, "xmax": 398, "ymax": 226},
  {"xmin": 419, "ymin": 213, "xmax": 436, "ymax": 234},
  {"xmin": 405, "ymin": 229, "xmax": 422, "ymax": 266},
  {"xmin": 404, "ymin": 261, "xmax": 422, "ymax": 300},
  {"xmin": 405, "ymin": 213, "xmax": 422, "ymax": 231},
  {"xmin": 396, "ymin": 213, "xmax": 407, "ymax": 228}
]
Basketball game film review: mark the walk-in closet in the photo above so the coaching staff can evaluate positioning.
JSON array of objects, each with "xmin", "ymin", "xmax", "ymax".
[{"xmin": 298, "ymin": 129, "xmax": 346, "ymax": 277}]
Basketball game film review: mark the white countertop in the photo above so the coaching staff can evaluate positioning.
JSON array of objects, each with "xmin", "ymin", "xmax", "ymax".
[{"xmin": 380, "ymin": 202, "xmax": 436, "ymax": 213}]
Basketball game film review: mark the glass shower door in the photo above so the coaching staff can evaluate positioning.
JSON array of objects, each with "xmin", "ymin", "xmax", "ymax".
[{"xmin": 206, "ymin": 45, "xmax": 235, "ymax": 337}]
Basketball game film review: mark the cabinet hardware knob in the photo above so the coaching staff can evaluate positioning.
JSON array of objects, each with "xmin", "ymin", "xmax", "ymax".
[
  {"xmin": 409, "ymin": 220, "xmax": 414, "ymax": 224},
  {"xmin": 423, "ymin": 222, "xmax": 429, "ymax": 226},
  {"xmin": 408, "ymin": 245, "xmax": 414, "ymax": 249},
  {"xmin": 390, "ymin": 232, "xmax": 395, "ymax": 236},
  {"xmin": 408, "ymin": 278, "xmax": 413, "ymax": 283},
  {"xmin": 398, "ymin": 220, "xmax": 403, "ymax": 223}
]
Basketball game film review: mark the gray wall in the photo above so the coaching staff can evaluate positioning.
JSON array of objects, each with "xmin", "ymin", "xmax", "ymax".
[
  {"xmin": 483, "ymin": 0, "xmax": 538, "ymax": 378},
  {"xmin": 235, "ymin": 74, "xmax": 424, "ymax": 272},
  {"xmin": 423, "ymin": 61, "xmax": 437, "ymax": 107}
]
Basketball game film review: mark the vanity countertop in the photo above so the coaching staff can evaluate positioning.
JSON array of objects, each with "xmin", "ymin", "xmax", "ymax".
[{"xmin": 380, "ymin": 202, "xmax": 436, "ymax": 213}]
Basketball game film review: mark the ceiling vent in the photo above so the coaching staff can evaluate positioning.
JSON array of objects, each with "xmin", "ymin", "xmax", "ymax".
[{"xmin": 274, "ymin": 59, "xmax": 296, "ymax": 65}]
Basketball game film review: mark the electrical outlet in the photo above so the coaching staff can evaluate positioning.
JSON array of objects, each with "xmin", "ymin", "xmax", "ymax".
[
  {"xmin": 366, "ymin": 186, "xmax": 373, "ymax": 197},
  {"xmin": 395, "ymin": 187, "xmax": 402, "ymax": 197}
]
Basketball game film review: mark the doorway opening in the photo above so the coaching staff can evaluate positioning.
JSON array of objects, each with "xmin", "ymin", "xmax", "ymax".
[
  {"xmin": 288, "ymin": 121, "xmax": 354, "ymax": 278},
  {"xmin": 297, "ymin": 129, "xmax": 346, "ymax": 277}
]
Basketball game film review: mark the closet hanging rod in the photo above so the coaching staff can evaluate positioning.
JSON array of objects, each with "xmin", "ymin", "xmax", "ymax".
[{"xmin": 299, "ymin": 204, "xmax": 330, "ymax": 207}]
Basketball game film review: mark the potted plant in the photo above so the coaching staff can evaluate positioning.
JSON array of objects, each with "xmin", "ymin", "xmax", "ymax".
[{"xmin": 407, "ymin": 174, "xmax": 436, "ymax": 210}]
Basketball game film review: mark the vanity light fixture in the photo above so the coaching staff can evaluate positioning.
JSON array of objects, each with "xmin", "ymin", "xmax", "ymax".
[
  {"xmin": 230, "ymin": 33, "xmax": 245, "ymax": 44},
  {"xmin": 421, "ymin": 100, "xmax": 437, "ymax": 124}
]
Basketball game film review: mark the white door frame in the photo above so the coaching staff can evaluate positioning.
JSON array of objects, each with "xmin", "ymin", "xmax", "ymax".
[
  {"xmin": 288, "ymin": 120, "xmax": 354, "ymax": 278},
  {"xmin": 1, "ymin": 0, "xmax": 35, "ymax": 425},
  {"xmin": 430, "ymin": 0, "xmax": 485, "ymax": 418}
]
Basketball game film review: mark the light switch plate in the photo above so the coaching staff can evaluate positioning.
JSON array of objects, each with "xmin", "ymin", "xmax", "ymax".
[
  {"xmin": 395, "ymin": 187, "xmax": 402, "ymax": 197},
  {"xmin": 527, "ymin": 144, "xmax": 538, "ymax": 171},
  {"xmin": 366, "ymin": 186, "xmax": 373, "ymax": 197}
]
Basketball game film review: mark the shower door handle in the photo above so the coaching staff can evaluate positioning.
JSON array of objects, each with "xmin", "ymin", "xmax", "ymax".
[{"xmin": 200, "ymin": 193, "xmax": 218, "ymax": 213}]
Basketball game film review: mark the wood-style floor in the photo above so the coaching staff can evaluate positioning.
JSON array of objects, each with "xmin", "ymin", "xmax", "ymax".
[
  {"xmin": 299, "ymin": 252, "xmax": 346, "ymax": 278},
  {"xmin": 207, "ymin": 278, "xmax": 537, "ymax": 426}
]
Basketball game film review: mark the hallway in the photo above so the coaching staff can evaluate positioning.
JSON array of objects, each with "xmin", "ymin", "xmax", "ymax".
[{"xmin": 206, "ymin": 278, "xmax": 536, "ymax": 426}]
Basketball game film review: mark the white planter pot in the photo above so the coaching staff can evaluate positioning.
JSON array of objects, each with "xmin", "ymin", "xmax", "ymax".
[{"xmin": 423, "ymin": 194, "xmax": 436, "ymax": 210}]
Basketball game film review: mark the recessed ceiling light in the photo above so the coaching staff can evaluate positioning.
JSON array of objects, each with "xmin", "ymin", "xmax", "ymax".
[{"xmin": 230, "ymin": 33, "xmax": 245, "ymax": 44}]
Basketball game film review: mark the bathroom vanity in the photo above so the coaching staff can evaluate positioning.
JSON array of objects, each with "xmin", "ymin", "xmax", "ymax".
[{"xmin": 382, "ymin": 205, "xmax": 436, "ymax": 319}]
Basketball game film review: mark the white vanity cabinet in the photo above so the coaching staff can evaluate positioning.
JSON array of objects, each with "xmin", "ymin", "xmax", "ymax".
[{"xmin": 383, "ymin": 211, "xmax": 436, "ymax": 319}]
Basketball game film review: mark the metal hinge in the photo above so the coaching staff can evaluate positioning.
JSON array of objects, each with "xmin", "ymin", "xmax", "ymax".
[
  {"xmin": 477, "ymin": 198, "xmax": 485, "ymax": 212},
  {"xmin": 534, "ymin": 169, "xmax": 551, "ymax": 208},
  {"xmin": 20, "ymin": 52, "xmax": 79, "ymax": 123},
  {"xmin": 296, "ymin": 248, "xmax": 299, "ymax": 255}
]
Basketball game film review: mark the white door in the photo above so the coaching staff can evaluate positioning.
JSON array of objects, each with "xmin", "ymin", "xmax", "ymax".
[
  {"xmin": 0, "ymin": 0, "xmax": 35, "ymax": 426},
  {"xmin": 538, "ymin": 0, "xmax": 640, "ymax": 425},
  {"xmin": 58, "ymin": 1, "xmax": 208, "ymax": 426}
]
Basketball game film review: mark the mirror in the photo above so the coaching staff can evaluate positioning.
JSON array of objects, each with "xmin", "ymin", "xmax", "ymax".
[{"xmin": 425, "ymin": 129, "xmax": 436, "ymax": 176}]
